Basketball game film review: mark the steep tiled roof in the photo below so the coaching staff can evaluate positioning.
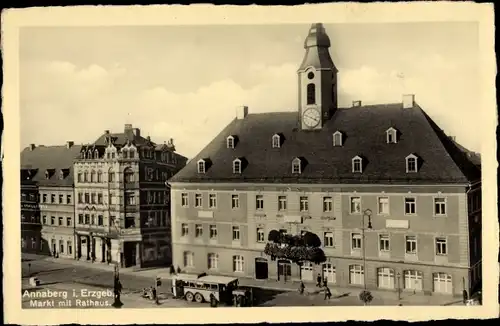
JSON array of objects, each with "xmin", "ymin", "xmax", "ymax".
[
  {"xmin": 93, "ymin": 133, "xmax": 153, "ymax": 148},
  {"xmin": 170, "ymin": 103, "xmax": 480, "ymax": 185},
  {"xmin": 21, "ymin": 144, "xmax": 83, "ymax": 186}
]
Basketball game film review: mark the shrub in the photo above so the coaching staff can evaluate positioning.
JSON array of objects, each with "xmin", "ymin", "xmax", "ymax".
[
  {"xmin": 359, "ymin": 290, "xmax": 373, "ymax": 305},
  {"xmin": 267, "ymin": 230, "xmax": 281, "ymax": 243}
]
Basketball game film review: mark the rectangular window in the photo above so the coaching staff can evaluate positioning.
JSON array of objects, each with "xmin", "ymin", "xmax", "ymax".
[
  {"xmin": 434, "ymin": 198, "xmax": 446, "ymax": 216},
  {"xmin": 181, "ymin": 193, "xmax": 189, "ymax": 207},
  {"xmin": 405, "ymin": 197, "xmax": 416, "ymax": 215},
  {"xmin": 436, "ymin": 237, "xmax": 447, "ymax": 255},
  {"xmin": 232, "ymin": 194, "xmax": 240, "ymax": 209},
  {"xmin": 209, "ymin": 225, "xmax": 217, "ymax": 239},
  {"xmin": 378, "ymin": 197, "xmax": 389, "ymax": 215},
  {"xmin": 181, "ymin": 223, "xmax": 189, "ymax": 237},
  {"xmin": 58, "ymin": 216, "xmax": 63, "ymax": 226},
  {"xmin": 42, "ymin": 194, "xmax": 47, "ymax": 203},
  {"xmin": 232, "ymin": 226, "xmax": 240, "ymax": 241},
  {"xmin": 78, "ymin": 214, "xmax": 83, "ymax": 224},
  {"xmin": 209, "ymin": 194, "xmax": 217, "ymax": 208},
  {"xmin": 84, "ymin": 193, "xmax": 90, "ymax": 204},
  {"xmin": 256, "ymin": 195, "xmax": 264, "ymax": 210},
  {"xmin": 67, "ymin": 241, "xmax": 72, "ymax": 255},
  {"xmin": 350, "ymin": 197, "xmax": 361, "ymax": 214},
  {"xmin": 125, "ymin": 193, "xmax": 135, "ymax": 205},
  {"xmin": 379, "ymin": 234, "xmax": 390, "ymax": 252},
  {"xmin": 98, "ymin": 193, "xmax": 103, "ymax": 204},
  {"xmin": 59, "ymin": 240, "xmax": 64, "ymax": 253},
  {"xmin": 233, "ymin": 255, "xmax": 244, "ymax": 272},
  {"xmin": 257, "ymin": 228, "xmax": 265, "ymax": 243},
  {"xmin": 42, "ymin": 215, "xmax": 47, "ymax": 224},
  {"xmin": 195, "ymin": 224, "xmax": 203, "ymax": 238},
  {"xmin": 51, "ymin": 194, "xmax": 56, "ymax": 203},
  {"xmin": 405, "ymin": 235, "xmax": 417, "ymax": 254},
  {"xmin": 85, "ymin": 214, "xmax": 90, "ymax": 224},
  {"xmin": 51, "ymin": 216, "xmax": 55, "ymax": 225},
  {"xmin": 91, "ymin": 193, "xmax": 96, "ymax": 204},
  {"xmin": 183, "ymin": 251, "xmax": 194, "ymax": 267},
  {"xmin": 98, "ymin": 215, "xmax": 104, "ymax": 226},
  {"xmin": 351, "ymin": 233, "xmax": 362, "ymax": 250},
  {"xmin": 59, "ymin": 194, "xmax": 64, "ymax": 204},
  {"xmin": 208, "ymin": 253, "xmax": 218, "ymax": 270},
  {"xmin": 349, "ymin": 265, "xmax": 364, "ymax": 285},
  {"xmin": 278, "ymin": 196, "xmax": 287, "ymax": 211},
  {"xmin": 195, "ymin": 194, "xmax": 202, "ymax": 207},
  {"xmin": 78, "ymin": 193, "xmax": 83, "ymax": 204},
  {"xmin": 67, "ymin": 217, "xmax": 72, "ymax": 227},
  {"xmin": 66, "ymin": 194, "xmax": 72, "ymax": 204},
  {"xmin": 324, "ymin": 232, "xmax": 334, "ymax": 247},
  {"xmin": 108, "ymin": 172, "xmax": 115, "ymax": 182},
  {"xmin": 300, "ymin": 196, "xmax": 309, "ymax": 212},
  {"xmin": 323, "ymin": 197, "xmax": 333, "ymax": 212},
  {"xmin": 77, "ymin": 173, "xmax": 82, "ymax": 182},
  {"xmin": 91, "ymin": 214, "xmax": 95, "ymax": 225}
]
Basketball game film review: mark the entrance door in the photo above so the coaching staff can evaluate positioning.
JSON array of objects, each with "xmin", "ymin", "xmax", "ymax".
[
  {"xmin": 301, "ymin": 261, "xmax": 314, "ymax": 281},
  {"xmin": 277, "ymin": 259, "xmax": 291, "ymax": 281},
  {"xmin": 123, "ymin": 242, "xmax": 137, "ymax": 268},
  {"xmin": 322, "ymin": 263, "xmax": 336, "ymax": 284},
  {"xmin": 255, "ymin": 258, "xmax": 269, "ymax": 280}
]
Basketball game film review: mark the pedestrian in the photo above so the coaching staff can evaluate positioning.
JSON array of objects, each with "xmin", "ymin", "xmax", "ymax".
[
  {"xmin": 152, "ymin": 286, "xmax": 159, "ymax": 305},
  {"xmin": 323, "ymin": 278, "xmax": 328, "ymax": 288},
  {"xmin": 210, "ymin": 292, "xmax": 218, "ymax": 307},
  {"xmin": 316, "ymin": 274, "xmax": 322, "ymax": 287},
  {"xmin": 324, "ymin": 286, "xmax": 331, "ymax": 300},
  {"xmin": 298, "ymin": 281, "xmax": 305, "ymax": 295}
]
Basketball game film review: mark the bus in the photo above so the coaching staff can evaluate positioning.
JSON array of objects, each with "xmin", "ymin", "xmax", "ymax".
[{"xmin": 171, "ymin": 273, "xmax": 251, "ymax": 306}]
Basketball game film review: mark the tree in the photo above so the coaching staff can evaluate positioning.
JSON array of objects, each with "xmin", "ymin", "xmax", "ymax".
[
  {"xmin": 267, "ymin": 230, "xmax": 281, "ymax": 243},
  {"xmin": 359, "ymin": 290, "xmax": 373, "ymax": 306},
  {"xmin": 303, "ymin": 231, "xmax": 321, "ymax": 247}
]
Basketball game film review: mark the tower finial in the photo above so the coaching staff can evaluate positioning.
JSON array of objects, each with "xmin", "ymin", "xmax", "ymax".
[{"xmin": 304, "ymin": 22, "xmax": 330, "ymax": 49}]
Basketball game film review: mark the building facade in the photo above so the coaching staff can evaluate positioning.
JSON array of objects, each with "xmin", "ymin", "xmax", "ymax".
[
  {"xmin": 73, "ymin": 124, "xmax": 187, "ymax": 268},
  {"xmin": 169, "ymin": 23, "xmax": 482, "ymax": 298},
  {"xmin": 21, "ymin": 142, "xmax": 82, "ymax": 258}
]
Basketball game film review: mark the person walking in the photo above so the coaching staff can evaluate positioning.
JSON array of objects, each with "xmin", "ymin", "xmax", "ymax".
[
  {"xmin": 324, "ymin": 286, "xmax": 331, "ymax": 300},
  {"xmin": 298, "ymin": 281, "xmax": 305, "ymax": 295},
  {"xmin": 323, "ymin": 278, "xmax": 328, "ymax": 288},
  {"xmin": 316, "ymin": 274, "xmax": 322, "ymax": 287}
]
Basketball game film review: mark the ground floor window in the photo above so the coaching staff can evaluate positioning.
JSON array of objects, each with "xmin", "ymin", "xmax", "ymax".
[
  {"xmin": 208, "ymin": 253, "xmax": 218, "ymax": 269},
  {"xmin": 377, "ymin": 267, "xmax": 395, "ymax": 289},
  {"xmin": 301, "ymin": 261, "xmax": 314, "ymax": 281},
  {"xmin": 233, "ymin": 255, "xmax": 244, "ymax": 272},
  {"xmin": 59, "ymin": 240, "xmax": 64, "ymax": 253},
  {"xmin": 404, "ymin": 270, "xmax": 423, "ymax": 291},
  {"xmin": 349, "ymin": 264, "xmax": 364, "ymax": 285},
  {"xmin": 67, "ymin": 241, "xmax": 72, "ymax": 255},
  {"xmin": 433, "ymin": 272, "xmax": 452, "ymax": 294},
  {"xmin": 31, "ymin": 237, "xmax": 36, "ymax": 249},
  {"xmin": 322, "ymin": 263, "xmax": 336, "ymax": 284},
  {"xmin": 183, "ymin": 251, "xmax": 194, "ymax": 267}
]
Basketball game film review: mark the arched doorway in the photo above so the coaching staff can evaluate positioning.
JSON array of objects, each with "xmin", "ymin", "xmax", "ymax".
[
  {"xmin": 277, "ymin": 259, "xmax": 291, "ymax": 282},
  {"xmin": 255, "ymin": 257, "xmax": 268, "ymax": 280}
]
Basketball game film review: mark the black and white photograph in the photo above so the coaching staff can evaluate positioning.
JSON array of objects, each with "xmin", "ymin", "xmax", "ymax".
[{"xmin": 2, "ymin": 3, "xmax": 497, "ymax": 324}]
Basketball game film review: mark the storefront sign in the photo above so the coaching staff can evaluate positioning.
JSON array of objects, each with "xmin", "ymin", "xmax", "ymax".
[{"xmin": 386, "ymin": 219, "xmax": 409, "ymax": 229}]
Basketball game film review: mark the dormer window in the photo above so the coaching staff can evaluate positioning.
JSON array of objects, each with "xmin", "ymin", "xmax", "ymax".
[
  {"xmin": 87, "ymin": 151, "xmax": 92, "ymax": 159},
  {"xmin": 272, "ymin": 134, "xmax": 281, "ymax": 148},
  {"xmin": 406, "ymin": 154, "xmax": 418, "ymax": 173},
  {"xmin": 197, "ymin": 159, "xmax": 206, "ymax": 174},
  {"xmin": 93, "ymin": 150, "xmax": 99, "ymax": 159},
  {"xmin": 352, "ymin": 156, "xmax": 363, "ymax": 173},
  {"xmin": 227, "ymin": 136, "xmax": 235, "ymax": 149},
  {"xmin": 233, "ymin": 158, "xmax": 242, "ymax": 174},
  {"xmin": 59, "ymin": 170, "xmax": 64, "ymax": 180},
  {"xmin": 333, "ymin": 131, "xmax": 343, "ymax": 147},
  {"xmin": 386, "ymin": 127, "xmax": 398, "ymax": 144},
  {"xmin": 123, "ymin": 149, "xmax": 128, "ymax": 159},
  {"xmin": 129, "ymin": 149, "xmax": 135, "ymax": 158},
  {"xmin": 292, "ymin": 157, "xmax": 302, "ymax": 174},
  {"xmin": 45, "ymin": 171, "xmax": 50, "ymax": 179}
]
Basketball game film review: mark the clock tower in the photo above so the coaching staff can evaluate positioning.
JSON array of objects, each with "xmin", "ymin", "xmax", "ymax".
[{"xmin": 298, "ymin": 23, "xmax": 338, "ymax": 130}]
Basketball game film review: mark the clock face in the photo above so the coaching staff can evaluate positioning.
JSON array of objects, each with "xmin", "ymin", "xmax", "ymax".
[{"xmin": 303, "ymin": 108, "xmax": 321, "ymax": 128}]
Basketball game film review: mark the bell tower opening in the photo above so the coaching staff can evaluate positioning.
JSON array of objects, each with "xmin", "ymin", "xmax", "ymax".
[{"xmin": 297, "ymin": 23, "xmax": 338, "ymax": 131}]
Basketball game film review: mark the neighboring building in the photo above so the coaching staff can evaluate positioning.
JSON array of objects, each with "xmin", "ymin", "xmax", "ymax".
[
  {"xmin": 169, "ymin": 23, "xmax": 482, "ymax": 297},
  {"xmin": 21, "ymin": 142, "xmax": 82, "ymax": 258},
  {"xmin": 73, "ymin": 124, "xmax": 187, "ymax": 268}
]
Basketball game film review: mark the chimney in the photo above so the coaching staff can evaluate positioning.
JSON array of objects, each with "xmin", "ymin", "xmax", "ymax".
[
  {"xmin": 352, "ymin": 100, "xmax": 362, "ymax": 107},
  {"xmin": 402, "ymin": 94, "xmax": 415, "ymax": 109},
  {"xmin": 236, "ymin": 106, "xmax": 249, "ymax": 120},
  {"xmin": 66, "ymin": 141, "xmax": 74, "ymax": 149},
  {"xmin": 133, "ymin": 128, "xmax": 141, "ymax": 137},
  {"xmin": 124, "ymin": 124, "xmax": 133, "ymax": 132},
  {"xmin": 29, "ymin": 144, "xmax": 36, "ymax": 151},
  {"xmin": 104, "ymin": 130, "xmax": 110, "ymax": 134}
]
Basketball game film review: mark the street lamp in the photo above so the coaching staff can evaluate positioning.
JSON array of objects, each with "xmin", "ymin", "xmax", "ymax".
[
  {"xmin": 397, "ymin": 272, "xmax": 402, "ymax": 301},
  {"xmin": 361, "ymin": 209, "xmax": 372, "ymax": 290}
]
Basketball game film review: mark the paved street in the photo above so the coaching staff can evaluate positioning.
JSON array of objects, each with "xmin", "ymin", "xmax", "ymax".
[{"xmin": 21, "ymin": 256, "xmax": 464, "ymax": 308}]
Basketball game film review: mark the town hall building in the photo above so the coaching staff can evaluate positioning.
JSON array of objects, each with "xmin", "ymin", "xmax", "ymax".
[{"xmin": 169, "ymin": 23, "xmax": 482, "ymax": 298}]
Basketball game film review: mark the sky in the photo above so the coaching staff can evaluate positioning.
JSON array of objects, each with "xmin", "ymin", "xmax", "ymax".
[{"xmin": 19, "ymin": 22, "xmax": 481, "ymax": 159}]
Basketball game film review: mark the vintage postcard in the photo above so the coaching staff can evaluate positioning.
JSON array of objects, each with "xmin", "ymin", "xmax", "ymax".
[{"xmin": 2, "ymin": 3, "xmax": 498, "ymax": 325}]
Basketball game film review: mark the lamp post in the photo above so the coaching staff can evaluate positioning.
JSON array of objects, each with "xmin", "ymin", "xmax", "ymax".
[
  {"xmin": 361, "ymin": 209, "xmax": 373, "ymax": 290},
  {"xmin": 397, "ymin": 272, "xmax": 401, "ymax": 301}
]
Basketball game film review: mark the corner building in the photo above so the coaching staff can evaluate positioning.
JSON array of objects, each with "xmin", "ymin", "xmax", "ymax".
[
  {"xmin": 21, "ymin": 142, "xmax": 82, "ymax": 258},
  {"xmin": 73, "ymin": 124, "xmax": 187, "ymax": 268},
  {"xmin": 169, "ymin": 23, "xmax": 482, "ymax": 298}
]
